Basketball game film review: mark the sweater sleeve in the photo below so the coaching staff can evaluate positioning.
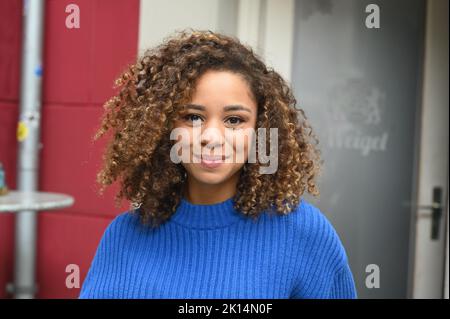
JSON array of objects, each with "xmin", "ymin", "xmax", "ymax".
[
  {"xmin": 289, "ymin": 199, "xmax": 357, "ymax": 299},
  {"xmin": 328, "ymin": 262, "xmax": 357, "ymax": 298},
  {"xmin": 78, "ymin": 223, "xmax": 111, "ymax": 299},
  {"xmin": 78, "ymin": 213, "xmax": 127, "ymax": 299}
]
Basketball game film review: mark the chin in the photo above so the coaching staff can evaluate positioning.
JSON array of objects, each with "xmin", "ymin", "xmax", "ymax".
[
  {"xmin": 185, "ymin": 163, "xmax": 240, "ymax": 185},
  {"xmin": 191, "ymin": 171, "xmax": 230, "ymax": 185}
]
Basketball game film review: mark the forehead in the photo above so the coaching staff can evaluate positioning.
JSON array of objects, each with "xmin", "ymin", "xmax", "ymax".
[{"xmin": 190, "ymin": 70, "xmax": 257, "ymax": 110}]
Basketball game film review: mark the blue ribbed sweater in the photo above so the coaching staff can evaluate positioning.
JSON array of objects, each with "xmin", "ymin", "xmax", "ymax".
[{"xmin": 79, "ymin": 196, "xmax": 357, "ymax": 299}]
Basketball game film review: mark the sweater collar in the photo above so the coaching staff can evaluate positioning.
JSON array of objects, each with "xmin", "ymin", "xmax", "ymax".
[{"xmin": 171, "ymin": 196, "xmax": 244, "ymax": 229}]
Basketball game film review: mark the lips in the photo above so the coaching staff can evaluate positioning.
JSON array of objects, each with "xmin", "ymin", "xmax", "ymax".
[
  {"xmin": 193, "ymin": 154, "xmax": 229, "ymax": 162},
  {"xmin": 193, "ymin": 154, "xmax": 230, "ymax": 168}
]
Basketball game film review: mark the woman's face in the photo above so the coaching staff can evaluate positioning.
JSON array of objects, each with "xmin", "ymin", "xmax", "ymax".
[{"xmin": 173, "ymin": 70, "xmax": 258, "ymax": 185}]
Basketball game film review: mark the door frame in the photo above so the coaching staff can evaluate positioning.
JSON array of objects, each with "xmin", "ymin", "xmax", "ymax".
[{"xmin": 409, "ymin": 0, "xmax": 449, "ymax": 299}]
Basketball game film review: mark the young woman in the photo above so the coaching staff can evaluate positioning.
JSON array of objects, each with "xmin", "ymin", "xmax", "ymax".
[{"xmin": 79, "ymin": 29, "xmax": 357, "ymax": 299}]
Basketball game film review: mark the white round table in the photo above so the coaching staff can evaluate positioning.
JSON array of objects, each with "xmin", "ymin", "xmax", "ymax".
[
  {"xmin": 0, "ymin": 191, "xmax": 74, "ymax": 212},
  {"xmin": 0, "ymin": 190, "xmax": 75, "ymax": 299}
]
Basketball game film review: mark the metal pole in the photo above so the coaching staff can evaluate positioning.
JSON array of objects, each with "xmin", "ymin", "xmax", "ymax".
[{"xmin": 12, "ymin": 0, "xmax": 45, "ymax": 299}]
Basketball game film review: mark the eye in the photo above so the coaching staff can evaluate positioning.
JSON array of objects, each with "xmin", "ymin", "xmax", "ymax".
[
  {"xmin": 225, "ymin": 116, "xmax": 244, "ymax": 126},
  {"xmin": 183, "ymin": 114, "xmax": 204, "ymax": 124}
]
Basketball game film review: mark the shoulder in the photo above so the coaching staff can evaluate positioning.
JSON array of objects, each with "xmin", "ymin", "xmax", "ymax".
[
  {"xmin": 90, "ymin": 211, "xmax": 144, "ymax": 259},
  {"xmin": 107, "ymin": 210, "xmax": 137, "ymax": 228},
  {"xmin": 287, "ymin": 198, "xmax": 337, "ymax": 235},
  {"xmin": 287, "ymin": 198, "xmax": 349, "ymax": 268},
  {"xmin": 99, "ymin": 210, "xmax": 142, "ymax": 243}
]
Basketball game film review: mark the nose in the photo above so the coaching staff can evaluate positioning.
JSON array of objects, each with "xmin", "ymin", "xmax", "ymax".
[{"xmin": 200, "ymin": 125, "xmax": 224, "ymax": 150}]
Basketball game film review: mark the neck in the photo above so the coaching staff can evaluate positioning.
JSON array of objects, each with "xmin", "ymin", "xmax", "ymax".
[{"xmin": 184, "ymin": 172, "xmax": 240, "ymax": 204}]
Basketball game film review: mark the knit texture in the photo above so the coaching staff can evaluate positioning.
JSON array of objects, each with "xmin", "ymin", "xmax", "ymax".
[{"xmin": 79, "ymin": 196, "xmax": 357, "ymax": 299}]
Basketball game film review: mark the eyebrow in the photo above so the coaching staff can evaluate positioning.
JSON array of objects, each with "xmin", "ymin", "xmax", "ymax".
[{"xmin": 183, "ymin": 103, "xmax": 252, "ymax": 113}]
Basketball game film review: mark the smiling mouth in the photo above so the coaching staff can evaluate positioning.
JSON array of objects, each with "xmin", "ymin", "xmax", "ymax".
[{"xmin": 193, "ymin": 154, "xmax": 230, "ymax": 163}]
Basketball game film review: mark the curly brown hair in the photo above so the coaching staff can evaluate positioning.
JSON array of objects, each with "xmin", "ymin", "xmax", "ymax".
[{"xmin": 92, "ymin": 28, "xmax": 322, "ymax": 228}]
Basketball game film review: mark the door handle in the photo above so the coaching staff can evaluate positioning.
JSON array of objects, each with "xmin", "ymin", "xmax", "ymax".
[
  {"xmin": 401, "ymin": 186, "xmax": 444, "ymax": 240},
  {"xmin": 430, "ymin": 187, "xmax": 443, "ymax": 240}
]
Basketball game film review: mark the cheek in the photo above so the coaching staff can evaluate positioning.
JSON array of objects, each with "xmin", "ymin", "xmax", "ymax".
[{"xmin": 173, "ymin": 126, "xmax": 198, "ymax": 148}]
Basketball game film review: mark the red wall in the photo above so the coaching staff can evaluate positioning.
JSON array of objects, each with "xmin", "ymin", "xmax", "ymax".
[{"xmin": 0, "ymin": 0, "xmax": 140, "ymax": 298}]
